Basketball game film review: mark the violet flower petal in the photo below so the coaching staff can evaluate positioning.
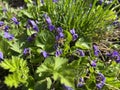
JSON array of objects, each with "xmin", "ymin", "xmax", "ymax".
[
  {"xmin": 76, "ymin": 49, "xmax": 85, "ymax": 56},
  {"xmin": 11, "ymin": 17, "xmax": 19, "ymax": 25},
  {"xmin": 0, "ymin": 52, "xmax": 3, "ymax": 60},
  {"xmin": 70, "ymin": 29, "xmax": 75, "ymax": 35},
  {"xmin": 55, "ymin": 49, "xmax": 62, "ymax": 57},
  {"xmin": 42, "ymin": 51, "xmax": 48, "ymax": 58},
  {"xmin": 23, "ymin": 48, "xmax": 30, "ymax": 55},
  {"xmin": 4, "ymin": 32, "xmax": 14, "ymax": 40},
  {"xmin": 0, "ymin": 21, "xmax": 4, "ymax": 27},
  {"xmin": 48, "ymin": 24, "xmax": 55, "ymax": 31}
]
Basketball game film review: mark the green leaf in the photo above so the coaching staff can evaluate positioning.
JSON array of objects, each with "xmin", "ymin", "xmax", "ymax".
[
  {"xmin": 54, "ymin": 57, "xmax": 68, "ymax": 70},
  {"xmin": 34, "ymin": 80, "xmax": 47, "ymax": 90},
  {"xmin": 36, "ymin": 56, "xmax": 75, "ymax": 88},
  {"xmin": 0, "ymin": 57, "xmax": 29, "ymax": 88},
  {"xmin": 63, "ymin": 30, "xmax": 72, "ymax": 54},
  {"xmin": 75, "ymin": 38, "xmax": 91, "ymax": 50},
  {"xmin": 21, "ymin": 10, "xmax": 33, "ymax": 18},
  {"xmin": 36, "ymin": 30, "xmax": 55, "ymax": 52},
  {"xmin": 46, "ymin": 77, "xmax": 52, "ymax": 89},
  {"xmin": 106, "ymin": 77, "xmax": 120, "ymax": 88}
]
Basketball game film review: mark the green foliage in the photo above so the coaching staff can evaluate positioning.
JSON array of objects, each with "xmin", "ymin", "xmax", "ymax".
[
  {"xmin": 36, "ymin": 30, "xmax": 55, "ymax": 52},
  {"xmin": 0, "ymin": 0, "xmax": 120, "ymax": 89},
  {"xmin": 40, "ymin": 0, "xmax": 117, "ymax": 38},
  {"xmin": 0, "ymin": 57, "xmax": 29, "ymax": 88},
  {"xmin": 36, "ymin": 57, "xmax": 75, "ymax": 89},
  {"xmin": 75, "ymin": 38, "xmax": 91, "ymax": 50}
]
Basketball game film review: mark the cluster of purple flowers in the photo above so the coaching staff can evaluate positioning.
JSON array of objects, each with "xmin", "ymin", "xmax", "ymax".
[
  {"xmin": 93, "ymin": 44, "xmax": 100, "ymax": 56},
  {"xmin": 44, "ymin": 14, "xmax": 55, "ymax": 31},
  {"xmin": 24, "ymin": 20, "xmax": 39, "ymax": 55},
  {"xmin": 111, "ymin": 50, "xmax": 120, "ymax": 63},
  {"xmin": 70, "ymin": 29, "xmax": 78, "ymax": 41},
  {"xmin": 96, "ymin": 73, "xmax": 106, "ymax": 89},
  {"xmin": 26, "ymin": 20, "xmax": 39, "ymax": 42},
  {"xmin": 0, "ymin": 18, "xmax": 16, "ymax": 40},
  {"xmin": 43, "ymin": 15, "xmax": 65, "ymax": 57},
  {"xmin": 27, "ymin": 20, "xmax": 39, "ymax": 32},
  {"xmin": 77, "ymin": 77, "xmax": 85, "ymax": 88},
  {"xmin": 90, "ymin": 60, "xmax": 97, "ymax": 67}
]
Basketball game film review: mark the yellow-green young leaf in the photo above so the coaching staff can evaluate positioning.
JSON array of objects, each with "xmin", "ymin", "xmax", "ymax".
[
  {"xmin": 54, "ymin": 57, "xmax": 68, "ymax": 70},
  {"xmin": 0, "ymin": 59, "xmax": 16, "ymax": 72},
  {"xmin": 46, "ymin": 77, "xmax": 52, "ymax": 89},
  {"xmin": 104, "ymin": 10, "xmax": 117, "ymax": 21},
  {"xmin": 0, "ymin": 56, "xmax": 29, "ymax": 88},
  {"xmin": 4, "ymin": 73, "xmax": 20, "ymax": 88}
]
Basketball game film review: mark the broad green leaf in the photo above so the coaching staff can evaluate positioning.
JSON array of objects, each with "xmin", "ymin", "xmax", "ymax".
[
  {"xmin": 36, "ymin": 30, "xmax": 55, "ymax": 51},
  {"xmin": 36, "ymin": 56, "xmax": 75, "ymax": 88},
  {"xmin": 34, "ymin": 80, "xmax": 47, "ymax": 90},
  {"xmin": 75, "ymin": 38, "xmax": 90, "ymax": 50},
  {"xmin": 54, "ymin": 57, "xmax": 68, "ymax": 70}
]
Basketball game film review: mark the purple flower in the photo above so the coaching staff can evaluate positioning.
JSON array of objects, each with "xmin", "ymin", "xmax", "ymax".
[
  {"xmin": 112, "ymin": 50, "xmax": 119, "ymax": 57},
  {"xmin": 2, "ymin": 8, "xmax": 7, "ymax": 12},
  {"xmin": 70, "ymin": 29, "xmax": 75, "ymax": 35},
  {"xmin": 4, "ymin": 26, "xmax": 9, "ymax": 32},
  {"xmin": 76, "ymin": 49, "xmax": 85, "ymax": 56},
  {"xmin": 23, "ymin": 48, "xmax": 30, "ymax": 55},
  {"xmin": 44, "ymin": 14, "xmax": 52, "ymax": 25},
  {"xmin": 96, "ymin": 82, "xmax": 104, "ymax": 89},
  {"xmin": 90, "ymin": 4, "xmax": 92, "ymax": 8},
  {"xmin": 42, "ymin": 51, "xmax": 48, "ymax": 58},
  {"xmin": 111, "ymin": 51, "xmax": 120, "ymax": 63},
  {"xmin": 116, "ymin": 56, "xmax": 120, "ymax": 63},
  {"xmin": 57, "ymin": 27, "xmax": 63, "ymax": 33},
  {"xmin": 59, "ymin": 32, "xmax": 64, "ymax": 38},
  {"xmin": 77, "ymin": 78, "xmax": 85, "ymax": 88},
  {"xmin": 91, "ymin": 60, "xmax": 96, "ymax": 67},
  {"xmin": 93, "ymin": 45, "xmax": 100, "ymax": 56},
  {"xmin": 0, "ymin": 21, "xmax": 4, "ymax": 27},
  {"xmin": 72, "ymin": 34, "xmax": 78, "ymax": 41},
  {"xmin": 113, "ymin": 20, "xmax": 119, "ymax": 26},
  {"xmin": 70, "ymin": 29, "xmax": 78, "ymax": 41},
  {"xmin": 27, "ymin": 33, "xmax": 37, "ymax": 42},
  {"xmin": 28, "ymin": 20, "xmax": 39, "ymax": 32},
  {"xmin": 4, "ymin": 32, "xmax": 14, "ymax": 40},
  {"xmin": 55, "ymin": 49, "xmax": 62, "ymax": 57},
  {"xmin": 52, "ymin": 0, "xmax": 58, "ymax": 2},
  {"xmin": 0, "ymin": 52, "xmax": 3, "ymax": 60},
  {"xmin": 97, "ymin": 73, "xmax": 106, "ymax": 82},
  {"xmin": 11, "ymin": 17, "xmax": 19, "ymax": 25},
  {"xmin": 48, "ymin": 24, "xmax": 55, "ymax": 31},
  {"xmin": 41, "ymin": 0, "xmax": 44, "ymax": 4},
  {"xmin": 56, "ymin": 35, "xmax": 59, "ymax": 41},
  {"xmin": 96, "ymin": 73, "xmax": 106, "ymax": 89},
  {"xmin": 98, "ymin": 0, "xmax": 104, "ymax": 5},
  {"xmin": 63, "ymin": 85, "xmax": 73, "ymax": 90}
]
